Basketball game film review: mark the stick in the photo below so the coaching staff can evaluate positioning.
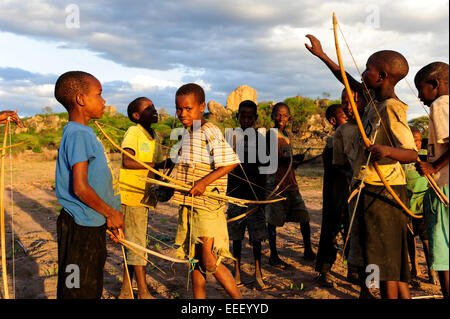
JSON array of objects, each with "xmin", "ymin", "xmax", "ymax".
[{"xmin": 0, "ymin": 120, "xmax": 10, "ymax": 299}]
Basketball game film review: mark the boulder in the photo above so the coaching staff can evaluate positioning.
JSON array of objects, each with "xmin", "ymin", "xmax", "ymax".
[
  {"xmin": 104, "ymin": 105, "xmax": 116, "ymax": 114},
  {"xmin": 226, "ymin": 85, "xmax": 257, "ymax": 112},
  {"xmin": 207, "ymin": 100, "xmax": 232, "ymax": 120}
]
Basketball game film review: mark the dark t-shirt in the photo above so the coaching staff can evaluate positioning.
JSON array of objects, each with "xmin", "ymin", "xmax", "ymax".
[{"xmin": 227, "ymin": 128, "xmax": 266, "ymax": 200}]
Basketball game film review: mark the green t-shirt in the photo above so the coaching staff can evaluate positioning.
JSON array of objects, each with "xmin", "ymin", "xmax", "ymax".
[{"xmin": 403, "ymin": 154, "xmax": 428, "ymax": 215}]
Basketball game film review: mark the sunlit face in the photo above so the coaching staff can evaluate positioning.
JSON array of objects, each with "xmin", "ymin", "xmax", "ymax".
[
  {"xmin": 83, "ymin": 77, "xmax": 106, "ymax": 119},
  {"xmin": 415, "ymin": 79, "xmax": 437, "ymax": 107},
  {"xmin": 135, "ymin": 98, "xmax": 158, "ymax": 126},
  {"xmin": 273, "ymin": 105, "xmax": 290, "ymax": 131},
  {"xmin": 362, "ymin": 61, "xmax": 381, "ymax": 90},
  {"xmin": 238, "ymin": 106, "xmax": 257, "ymax": 130},
  {"xmin": 341, "ymin": 90, "xmax": 364, "ymax": 120},
  {"xmin": 413, "ymin": 132, "xmax": 422, "ymax": 150},
  {"xmin": 175, "ymin": 93, "xmax": 205, "ymax": 128},
  {"xmin": 334, "ymin": 107, "xmax": 348, "ymax": 127}
]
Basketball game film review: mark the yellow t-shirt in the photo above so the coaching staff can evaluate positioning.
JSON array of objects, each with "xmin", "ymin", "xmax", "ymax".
[
  {"xmin": 355, "ymin": 98, "xmax": 417, "ymax": 186},
  {"xmin": 119, "ymin": 124, "xmax": 163, "ymax": 207}
]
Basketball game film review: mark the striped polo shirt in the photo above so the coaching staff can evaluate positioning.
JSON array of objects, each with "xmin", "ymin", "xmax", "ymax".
[{"xmin": 172, "ymin": 121, "xmax": 240, "ymax": 211}]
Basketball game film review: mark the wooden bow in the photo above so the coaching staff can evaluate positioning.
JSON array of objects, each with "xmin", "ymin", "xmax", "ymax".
[
  {"xmin": 1, "ymin": 120, "xmax": 10, "ymax": 298},
  {"xmin": 94, "ymin": 121, "xmax": 285, "ymax": 207},
  {"xmin": 332, "ymin": 12, "xmax": 422, "ymax": 219}
]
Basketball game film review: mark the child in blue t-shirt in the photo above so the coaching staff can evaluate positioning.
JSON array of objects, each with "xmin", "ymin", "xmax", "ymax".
[{"xmin": 54, "ymin": 71, "xmax": 124, "ymax": 299}]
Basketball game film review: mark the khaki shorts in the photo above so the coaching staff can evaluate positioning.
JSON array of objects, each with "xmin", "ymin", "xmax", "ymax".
[
  {"xmin": 175, "ymin": 205, "xmax": 233, "ymax": 261},
  {"xmin": 122, "ymin": 204, "xmax": 149, "ymax": 266},
  {"xmin": 265, "ymin": 190, "xmax": 310, "ymax": 227}
]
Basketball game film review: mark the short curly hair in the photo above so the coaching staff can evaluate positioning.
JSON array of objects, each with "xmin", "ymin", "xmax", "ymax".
[
  {"xmin": 54, "ymin": 71, "xmax": 96, "ymax": 111},
  {"xmin": 175, "ymin": 83, "xmax": 205, "ymax": 104}
]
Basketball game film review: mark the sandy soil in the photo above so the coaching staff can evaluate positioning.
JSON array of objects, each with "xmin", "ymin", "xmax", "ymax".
[{"xmin": 0, "ymin": 157, "xmax": 442, "ymax": 299}]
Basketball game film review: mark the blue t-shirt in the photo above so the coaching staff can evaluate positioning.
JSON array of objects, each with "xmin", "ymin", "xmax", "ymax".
[{"xmin": 55, "ymin": 121, "xmax": 121, "ymax": 227}]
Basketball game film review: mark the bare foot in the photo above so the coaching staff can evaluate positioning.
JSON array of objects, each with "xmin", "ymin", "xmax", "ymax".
[{"xmin": 138, "ymin": 290, "xmax": 155, "ymax": 299}]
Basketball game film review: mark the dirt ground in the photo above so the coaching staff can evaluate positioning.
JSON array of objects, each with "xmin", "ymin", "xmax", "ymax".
[{"xmin": 0, "ymin": 155, "xmax": 443, "ymax": 299}]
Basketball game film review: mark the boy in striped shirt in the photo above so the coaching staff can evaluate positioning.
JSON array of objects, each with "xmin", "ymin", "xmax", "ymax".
[{"xmin": 172, "ymin": 83, "xmax": 242, "ymax": 299}]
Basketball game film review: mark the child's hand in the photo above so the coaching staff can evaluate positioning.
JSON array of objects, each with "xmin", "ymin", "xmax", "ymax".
[
  {"xmin": 106, "ymin": 208, "xmax": 124, "ymax": 240},
  {"xmin": 189, "ymin": 180, "xmax": 208, "ymax": 196},
  {"xmin": 415, "ymin": 161, "xmax": 436, "ymax": 176},
  {"xmin": 305, "ymin": 34, "xmax": 326, "ymax": 58},
  {"xmin": 368, "ymin": 144, "xmax": 391, "ymax": 162},
  {"xmin": 0, "ymin": 110, "xmax": 23, "ymax": 127}
]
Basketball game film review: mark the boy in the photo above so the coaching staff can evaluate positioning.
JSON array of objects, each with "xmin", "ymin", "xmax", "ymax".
[
  {"xmin": 404, "ymin": 127, "xmax": 436, "ymax": 287},
  {"xmin": 118, "ymin": 97, "xmax": 167, "ymax": 299},
  {"xmin": 315, "ymin": 103, "xmax": 348, "ymax": 287},
  {"xmin": 226, "ymin": 100, "xmax": 268, "ymax": 289},
  {"xmin": 172, "ymin": 83, "xmax": 242, "ymax": 299},
  {"xmin": 54, "ymin": 71, "xmax": 123, "ymax": 299},
  {"xmin": 334, "ymin": 88, "xmax": 376, "ymax": 298},
  {"xmin": 306, "ymin": 35, "xmax": 418, "ymax": 299},
  {"xmin": 355, "ymin": 50, "xmax": 418, "ymax": 299},
  {"xmin": 415, "ymin": 61, "xmax": 449, "ymax": 299},
  {"xmin": 265, "ymin": 102, "xmax": 315, "ymax": 269}
]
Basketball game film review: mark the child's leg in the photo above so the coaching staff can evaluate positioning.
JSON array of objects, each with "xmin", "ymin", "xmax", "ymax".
[
  {"xmin": 267, "ymin": 223, "xmax": 279, "ymax": 259},
  {"xmin": 300, "ymin": 222, "xmax": 316, "ymax": 259},
  {"xmin": 192, "ymin": 268, "xmax": 207, "ymax": 299},
  {"xmin": 134, "ymin": 265, "xmax": 153, "ymax": 299},
  {"xmin": 252, "ymin": 241, "xmax": 265, "ymax": 288},
  {"xmin": 407, "ymin": 234, "xmax": 419, "ymax": 278},
  {"xmin": 200, "ymin": 237, "xmax": 242, "ymax": 299},
  {"xmin": 232, "ymin": 240, "xmax": 242, "ymax": 284},
  {"xmin": 437, "ymin": 271, "xmax": 449, "ymax": 299},
  {"xmin": 119, "ymin": 264, "xmax": 135, "ymax": 299},
  {"xmin": 380, "ymin": 281, "xmax": 410, "ymax": 299}
]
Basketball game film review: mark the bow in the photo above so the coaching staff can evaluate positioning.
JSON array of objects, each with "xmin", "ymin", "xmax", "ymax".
[
  {"xmin": 94, "ymin": 121, "xmax": 285, "ymax": 207},
  {"xmin": 1, "ymin": 119, "xmax": 10, "ymax": 298},
  {"xmin": 106, "ymin": 229, "xmax": 193, "ymax": 264},
  {"xmin": 227, "ymin": 128, "xmax": 293, "ymax": 223},
  {"xmin": 332, "ymin": 13, "xmax": 422, "ymax": 219}
]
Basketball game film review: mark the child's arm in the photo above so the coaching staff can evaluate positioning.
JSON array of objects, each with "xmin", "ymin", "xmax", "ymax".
[
  {"xmin": 305, "ymin": 34, "xmax": 363, "ymax": 93},
  {"xmin": 415, "ymin": 149, "xmax": 449, "ymax": 176},
  {"xmin": 73, "ymin": 161, "xmax": 124, "ymax": 234},
  {"xmin": 122, "ymin": 148, "xmax": 173, "ymax": 170},
  {"xmin": 368, "ymin": 144, "xmax": 418, "ymax": 164},
  {"xmin": 189, "ymin": 164, "xmax": 239, "ymax": 196},
  {"xmin": 0, "ymin": 110, "xmax": 23, "ymax": 127}
]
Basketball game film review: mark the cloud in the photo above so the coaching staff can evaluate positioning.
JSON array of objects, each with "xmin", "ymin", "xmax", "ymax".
[{"xmin": 0, "ymin": 0, "xmax": 447, "ymax": 119}]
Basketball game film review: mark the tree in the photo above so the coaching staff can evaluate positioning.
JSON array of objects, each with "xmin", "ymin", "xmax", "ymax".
[
  {"xmin": 42, "ymin": 106, "xmax": 53, "ymax": 115},
  {"xmin": 408, "ymin": 116, "xmax": 429, "ymax": 137}
]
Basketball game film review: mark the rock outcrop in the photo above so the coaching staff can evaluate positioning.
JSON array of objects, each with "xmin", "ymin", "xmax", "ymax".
[
  {"xmin": 207, "ymin": 101, "xmax": 232, "ymax": 120},
  {"xmin": 226, "ymin": 85, "xmax": 257, "ymax": 112},
  {"xmin": 14, "ymin": 115, "xmax": 67, "ymax": 134}
]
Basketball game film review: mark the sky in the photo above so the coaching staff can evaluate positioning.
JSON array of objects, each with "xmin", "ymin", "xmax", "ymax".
[{"xmin": 0, "ymin": 0, "xmax": 448, "ymax": 119}]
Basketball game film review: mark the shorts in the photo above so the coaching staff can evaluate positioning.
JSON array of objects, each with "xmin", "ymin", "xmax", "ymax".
[
  {"xmin": 410, "ymin": 215, "xmax": 428, "ymax": 240},
  {"xmin": 57, "ymin": 209, "xmax": 106, "ymax": 299},
  {"xmin": 265, "ymin": 190, "xmax": 310, "ymax": 227},
  {"xmin": 347, "ymin": 195, "xmax": 364, "ymax": 268},
  {"xmin": 358, "ymin": 184, "xmax": 411, "ymax": 283},
  {"xmin": 423, "ymin": 185, "xmax": 449, "ymax": 271},
  {"xmin": 226, "ymin": 204, "xmax": 268, "ymax": 242},
  {"xmin": 122, "ymin": 204, "xmax": 150, "ymax": 266},
  {"xmin": 174, "ymin": 205, "xmax": 234, "ymax": 261}
]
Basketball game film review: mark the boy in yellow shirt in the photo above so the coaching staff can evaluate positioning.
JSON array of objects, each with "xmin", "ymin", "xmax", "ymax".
[{"xmin": 118, "ymin": 97, "xmax": 167, "ymax": 299}]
